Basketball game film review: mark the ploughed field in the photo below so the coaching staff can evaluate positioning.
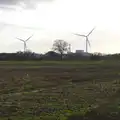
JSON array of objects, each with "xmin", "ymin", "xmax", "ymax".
[{"xmin": 0, "ymin": 61, "xmax": 120, "ymax": 119}]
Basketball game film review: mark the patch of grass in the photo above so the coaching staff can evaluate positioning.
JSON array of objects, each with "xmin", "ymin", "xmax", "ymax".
[{"xmin": 0, "ymin": 60, "xmax": 120, "ymax": 119}]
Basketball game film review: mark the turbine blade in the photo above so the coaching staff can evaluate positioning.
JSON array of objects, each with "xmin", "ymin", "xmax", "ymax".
[
  {"xmin": 87, "ymin": 27, "xmax": 95, "ymax": 36},
  {"xmin": 16, "ymin": 38, "xmax": 24, "ymax": 42},
  {"xmin": 73, "ymin": 33, "xmax": 86, "ymax": 37},
  {"xmin": 26, "ymin": 34, "xmax": 33, "ymax": 41}
]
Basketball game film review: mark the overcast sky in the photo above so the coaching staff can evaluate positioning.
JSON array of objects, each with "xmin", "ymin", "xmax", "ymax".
[{"xmin": 0, "ymin": 0, "xmax": 119, "ymax": 54}]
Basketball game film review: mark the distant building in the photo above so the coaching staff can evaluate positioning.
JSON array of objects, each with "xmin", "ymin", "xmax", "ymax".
[
  {"xmin": 76, "ymin": 50, "xmax": 84, "ymax": 54},
  {"xmin": 75, "ymin": 50, "xmax": 91, "ymax": 57}
]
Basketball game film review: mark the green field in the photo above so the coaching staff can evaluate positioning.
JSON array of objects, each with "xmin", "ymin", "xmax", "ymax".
[
  {"xmin": 0, "ymin": 60, "xmax": 120, "ymax": 119},
  {"xmin": 0, "ymin": 60, "xmax": 112, "ymax": 67}
]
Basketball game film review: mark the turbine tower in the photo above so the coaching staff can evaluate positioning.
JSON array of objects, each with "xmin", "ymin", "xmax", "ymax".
[
  {"xmin": 16, "ymin": 35, "xmax": 33, "ymax": 52},
  {"xmin": 68, "ymin": 44, "xmax": 71, "ymax": 52},
  {"xmin": 74, "ymin": 27, "xmax": 95, "ymax": 53}
]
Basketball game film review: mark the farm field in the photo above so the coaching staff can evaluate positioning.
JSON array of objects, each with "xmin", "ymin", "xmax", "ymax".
[{"xmin": 0, "ymin": 60, "xmax": 120, "ymax": 119}]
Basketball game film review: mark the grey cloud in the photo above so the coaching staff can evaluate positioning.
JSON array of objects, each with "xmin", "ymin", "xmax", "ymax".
[
  {"xmin": 0, "ymin": 0, "xmax": 18, "ymax": 5},
  {"xmin": 0, "ymin": 22, "xmax": 43, "ymax": 30},
  {"xmin": 0, "ymin": 0, "xmax": 53, "ymax": 10}
]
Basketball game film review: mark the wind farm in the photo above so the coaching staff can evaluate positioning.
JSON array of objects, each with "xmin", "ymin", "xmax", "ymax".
[
  {"xmin": 0, "ymin": 24, "xmax": 119, "ymax": 120},
  {"xmin": 0, "ymin": 0, "xmax": 119, "ymax": 119},
  {"xmin": 0, "ymin": 1, "xmax": 119, "ymax": 119},
  {"xmin": 0, "ymin": 26, "xmax": 119, "ymax": 120}
]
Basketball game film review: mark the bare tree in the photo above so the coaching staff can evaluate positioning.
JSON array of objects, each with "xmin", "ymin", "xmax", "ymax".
[{"xmin": 52, "ymin": 39, "xmax": 69, "ymax": 60}]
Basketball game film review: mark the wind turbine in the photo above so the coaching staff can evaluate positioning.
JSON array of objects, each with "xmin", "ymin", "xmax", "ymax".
[
  {"xmin": 16, "ymin": 34, "xmax": 33, "ymax": 52},
  {"xmin": 74, "ymin": 27, "xmax": 95, "ymax": 53}
]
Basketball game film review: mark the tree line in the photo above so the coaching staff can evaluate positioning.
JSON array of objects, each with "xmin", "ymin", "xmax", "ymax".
[{"xmin": 0, "ymin": 39, "xmax": 119, "ymax": 61}]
